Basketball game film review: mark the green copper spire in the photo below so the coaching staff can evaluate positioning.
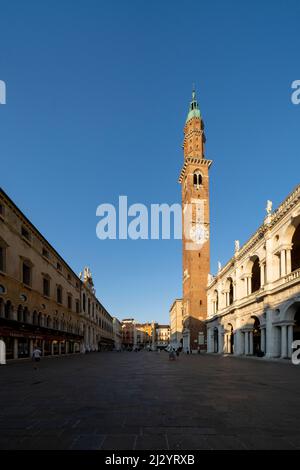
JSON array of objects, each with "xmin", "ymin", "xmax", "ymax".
[{"xmin": 185, "ymin": 86, "xmax": 201, "ymax": 123}]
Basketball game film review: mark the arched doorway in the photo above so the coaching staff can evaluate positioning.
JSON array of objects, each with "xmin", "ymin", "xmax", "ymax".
[
  {"xmin": 293, "ymin": 308, "xmax": 300, "ymax": 341},
  {"xmin": 291, "ymin": 225, "xmax": 300, "ymax": 272},
  {"xmin": 252, "ymin": 316, "xmax": 261, "ymax": 355},
  {"xmin": 213, "ymin": 327, "xmax": 219, "ymax": 353}
]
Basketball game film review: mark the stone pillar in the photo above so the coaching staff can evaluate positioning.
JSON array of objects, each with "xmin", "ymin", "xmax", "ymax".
[
  {"xmin": 287, "ymin": 324, "xmax": 293, "ymax": 358},
  {"xmin": 29, "ymin": 339, "xmax": 34, "ymax": 357},
  {"xmin": 261, "ymin": 328, "xmax": 266, "ymax": 353},
  {"xmin": 13, "ymin": 338, "xmax": 18, "ymax": 359},
  {"xmin": 246, "ymin": 278, "xmax": 250, "ymax": 296},
  {"xmin": 249, "ymin": 331, "xmax": 254, "ymax": 355},
  {"xmin": 58, "ymin": 342, "xmax": 62, "ymax": 355},
  {"xmin": 245, "ymin": 332, "xmax": 249, "ymax": 355},
  {"xmin": 233, "ymin": 283, "xmax": 236, "ymax": 301},
  {"xmin": 66, "ymin": 341, "xmax": 69, "ymax": 354},
  {"xmin": 265, "ymin": 309, "xmax": 274, "ymax": 358},
  {"xmin": 286, "ymin": 249, "xmax": 292, "ymax": 275},
  {"xmin": 207, "ymin": 328, "xmax": 211, "ymax": 352},
  {"xmin": 280, "ymin": 250, "xmax": 286, "ymax": 277},
  {"xmin": 281, "ymin": 325, "xmax": 287, "ymax": 358},
  {"xmin": 260, "ymin": 263, "xmax": 265, "ymax": 286},
  {"xmin": 234, "ymin": 329, "xmax": 242, "ymax": 355},
  {"xmin": 218, "ymin": 328, "xmax": 223, "ymax": 354},
  {"xmin": 42, "ymin": 340, "xmax": 45, "ymax": 356},
  {"xmin": 51, "ymin": 342, "xmax": 55, "ymax": 355}
]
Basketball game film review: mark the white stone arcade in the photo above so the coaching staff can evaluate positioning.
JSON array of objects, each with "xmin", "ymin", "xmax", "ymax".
[{"xmin": 206, "ymin": 185, "xmax": 300, "ymax": 360}]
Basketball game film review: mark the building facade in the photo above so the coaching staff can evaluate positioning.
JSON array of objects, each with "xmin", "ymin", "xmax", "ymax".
[
  {"xmin": 0, "ymin": 189, "xmax": 114, "ymax": 360},
  {"xmin": 169, "ymin": 299, "xmax": 183, "ymax": 349},
  {"xmin": 206, "ymin": 185, "xmax": 300, "ymax": 360},
  {"xmin": 178, "ymin": 89, "xmax": 212, "ymax": 352}
]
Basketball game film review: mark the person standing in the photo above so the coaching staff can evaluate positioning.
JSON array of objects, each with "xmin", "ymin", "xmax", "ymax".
[{"xmin": 32, "ymin": 346, "xmax": 42, "ymax": 370}]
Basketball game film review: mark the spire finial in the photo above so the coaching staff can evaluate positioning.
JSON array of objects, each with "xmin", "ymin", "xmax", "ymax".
[{"xmin": 192, "ymin": 83, "xmax": 196, "ymax": 100}]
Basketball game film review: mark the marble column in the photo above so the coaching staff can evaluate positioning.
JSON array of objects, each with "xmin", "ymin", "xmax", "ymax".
[
  {"xmin": 261, "ymin": 328, "xmax": 266, "ymax": 353},
  {"xmin": 13, "ymin": 338, "xmax": 18, "ymax": 359},
  {"xmin": 249, "ymin": 331, "xmax": 254, "ymax": 355},
  {"xmin": 287, "ymin": 324, "xmax": 294, "ymax": 358},
  {"xmin": 281, "ymin": 325, "xmax": 287, "ymax": 358},
  {"xmin": 286, "ymin": 249, "xmax": 292, "ymax": 275},
  {"xmin": 245, "ymin": 332, "xmax": 249, "ymax": 355},
  {"xmin": 234, "ymin": 330, "xmax": 242, "ymax": 355},
  {"xmin": 218, "ymin": 329, "xmax": 223, "ymax": 354},
  {"xmin": 280, "ymin": 250, "xmax": 286, "ymax": 277},
  {"xmin": 265, "ymin": 309, "xmax": 274, "ymax": 358}
]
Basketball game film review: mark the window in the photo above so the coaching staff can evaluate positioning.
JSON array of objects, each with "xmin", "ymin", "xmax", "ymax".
[
  {"xmin": 0, "ymin": 203, "xmax": 4, "ymax": 217},
  {"xmin": 21, "ymin": 226, "xmax": 31, "ymax": 241},
  {"xmin": 0, "ymin": 246, "xmax": 5, "ymax": 272},
  {"xmin": 0, "ymin": 284, "xmax": 5, "ymax": 294},
  {"xmin": 291, "ymin": 224, "xmax": 300, "ymax": 272},
  {"xmin": 42, "ymin": 248, "xmax": 49, "ymax": 259},
  {"xmin": 57, "ymin": 262, "xmax": 62, "ymax": 271},
  {"xmin": 193, "ymin": 171, "xmax": 202, "ymax": 187},
  {"xmin": 57, "ymin": 286, "xmax": 62, "ymax": 304},
  {"xmin": 68, "ymin": 294, "xmax": 72, "ymax": 310},
  {"xmin": 88, "ymin": 298, "xmax": 91, "ymax": 315},
  {"xmin": 76, "ymin": 300, "xmax": 80, "ymax": 314},
  {"xmin": 43, "ymin": 278, "xmax": 50, "ymax": 297},
  {"xmin": 83, "ymin": 293, "xmax": 86, "ymax": 312},
  {"xmin": 251, "ymin": 257, "xmax": 261, "ymax": 293},
  {"xmin": 67, "ymin": 274, "xmax": 71, "ymax": 281},
  {"xmin": 22, "ymin": 262, "xmax": 31, "ymax": 286}
]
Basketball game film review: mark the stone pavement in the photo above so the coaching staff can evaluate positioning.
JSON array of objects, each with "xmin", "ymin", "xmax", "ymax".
[{"xmin": 0, "ymin": 351, "xmax": 300, "ymax": 450}]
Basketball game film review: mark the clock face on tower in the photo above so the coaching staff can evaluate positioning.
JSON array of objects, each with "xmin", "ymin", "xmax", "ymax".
[{"xmin": 189, "ymin": 223, "xmax": 209, "ymax": 245}]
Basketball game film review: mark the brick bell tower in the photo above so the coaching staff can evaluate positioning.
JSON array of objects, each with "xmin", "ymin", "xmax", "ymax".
[{"xmin": 178, "ymin": 88, "xmax": 212, "ymax": 352}]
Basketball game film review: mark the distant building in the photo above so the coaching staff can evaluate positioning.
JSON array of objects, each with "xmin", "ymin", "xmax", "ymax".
[
  {"xmin": 135, "ymin": 322, "xmax": 152, "ymax": 349},
  {"xmin": 156, "ymin": 324, "xmax": 170, "ymax": 349},
  {"xmin": 121, "ymin": 318, "xmax": 135, "ymax": 348},
  {"xmin": 113, "ymin": 317, "xmax": 122, "ymax": 350},
  {"xmin": 169, "ymin": 299, "xmax": 183, "ymax": 349}
]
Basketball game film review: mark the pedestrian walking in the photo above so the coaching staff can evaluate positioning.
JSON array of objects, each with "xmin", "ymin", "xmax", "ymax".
[{"xmin": 32, "ymin": 346, "xmax": 42, "ymax": 370}]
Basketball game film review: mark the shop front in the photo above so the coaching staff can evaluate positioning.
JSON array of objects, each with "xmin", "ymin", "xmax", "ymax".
[{"xmin": 0, "ymin": 317, "xmax": 83, "ymax": 360}]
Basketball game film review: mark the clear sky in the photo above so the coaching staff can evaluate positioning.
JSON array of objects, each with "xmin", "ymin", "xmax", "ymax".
[{"xmin": 0, "ymin": 0, "xmax": 299, "ymax": 324}]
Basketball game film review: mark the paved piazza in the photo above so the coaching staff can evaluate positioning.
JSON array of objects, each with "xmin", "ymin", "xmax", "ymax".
[{"xmin": 1, "ymin": 352, "xmax": 300, "ymax": 450}]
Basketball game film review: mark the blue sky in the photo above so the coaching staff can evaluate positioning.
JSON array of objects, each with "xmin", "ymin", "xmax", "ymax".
[{"xmin": 0, "ymin": 0, "xmax": 299, "ymax": 323}]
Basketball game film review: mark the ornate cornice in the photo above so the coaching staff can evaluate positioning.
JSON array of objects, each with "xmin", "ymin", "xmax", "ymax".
[{"xmin": 178, "ymin": 157, "xmax": 213, "ymax": 183}]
